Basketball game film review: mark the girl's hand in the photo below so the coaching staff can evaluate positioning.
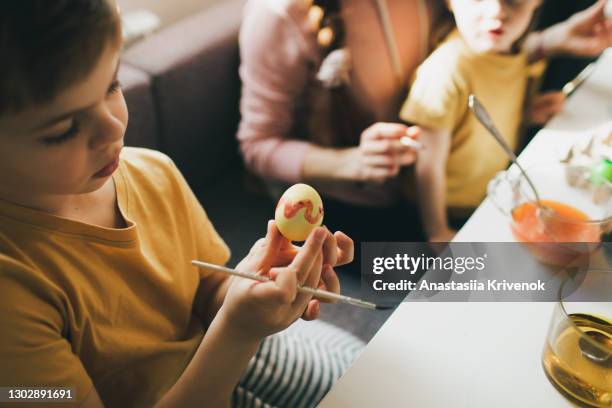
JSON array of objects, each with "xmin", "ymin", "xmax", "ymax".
[
  {"xmin": 543, "ymin": 0, "xmax": 612, "ymax": 58},
  {"xmin": 218, "ymin": 222, "xmax": 353, "ymax": 342},
  {"xmin": 529, "ymin": 91, "xmax": 565, "ymax": 125},
  {"xmin": 341, "ymin": 123, "xmax": 418, "ymax": 183}
]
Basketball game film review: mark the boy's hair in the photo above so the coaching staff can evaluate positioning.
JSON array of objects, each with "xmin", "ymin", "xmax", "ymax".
[{"xmin": 0, "ymin": 1, "xmax": 121, "ymax": 116}]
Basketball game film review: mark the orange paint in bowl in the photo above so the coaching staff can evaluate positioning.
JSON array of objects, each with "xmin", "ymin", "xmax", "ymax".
[{"xmin": 511, "ymin": 200, "xmax": 600, "ymax": 265}]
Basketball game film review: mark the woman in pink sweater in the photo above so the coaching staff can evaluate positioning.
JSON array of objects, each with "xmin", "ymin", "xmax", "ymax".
[
  {"xmin": 237, "ymin": 0, "xmax": 612, "ymax": 246},
  {"xmin": 239, "ymin": 0, "xmax": 438, "ymax": 246}
]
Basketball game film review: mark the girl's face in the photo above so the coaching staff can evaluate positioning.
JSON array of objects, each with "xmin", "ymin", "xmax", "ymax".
[
  {"xmin": 0, "ymin": 42, "xmax": 127, "ymax": 205},
  {"xmin": 448, "ymin": 0, "xmax": 541, "ymax": 53}
]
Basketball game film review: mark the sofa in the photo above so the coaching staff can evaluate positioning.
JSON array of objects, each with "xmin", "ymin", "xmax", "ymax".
[{"xmin": 117, "ymin": 0, "xmax": 392, "ymax": 342}]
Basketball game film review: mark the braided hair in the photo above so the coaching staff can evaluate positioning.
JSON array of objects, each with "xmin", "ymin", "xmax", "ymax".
[
  {"xmin": 303, "ymin": 0, "xmax": 372, "ymax": 148},
  {"xmin": 310, "ymin": 0, "xmax": 344, "ymax": 54}
]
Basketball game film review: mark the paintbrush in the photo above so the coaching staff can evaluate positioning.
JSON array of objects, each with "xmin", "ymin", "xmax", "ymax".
[
  {"xmin": 562, "ymin": 62, "xmax": 596, "ymax": 98},
  {"xmin": 191, "ymin": 260, "xmax": 391, "ymax": 310}
]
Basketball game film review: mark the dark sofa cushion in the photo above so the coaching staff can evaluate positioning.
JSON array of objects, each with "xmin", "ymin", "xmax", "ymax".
[
  {"xmin": 122, "ymin": 0, "xmax": 245, "ymax": 192},
  {"xmin": 119, "ymin": 62, "xmax": 160, "ymax": 150}
]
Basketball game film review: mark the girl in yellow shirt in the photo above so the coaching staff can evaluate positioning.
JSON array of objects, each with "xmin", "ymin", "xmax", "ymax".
[{"xmin": 400, "ymin": 0, "xmax": 609, "ymax": 242}]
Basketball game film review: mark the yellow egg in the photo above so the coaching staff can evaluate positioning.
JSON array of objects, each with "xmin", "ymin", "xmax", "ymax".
[{"xmin": 275, "ymin": 184, "xmax": 324, "ymax": 241}]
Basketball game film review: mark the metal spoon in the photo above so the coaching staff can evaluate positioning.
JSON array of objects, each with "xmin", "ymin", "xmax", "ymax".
[
  {"xmin": 579, "ymin": 331, "xmax": 612, "ymax": 367},
  {"xmin": 468, "ymin": 94, "xmax": 542, "ymax": 205},
  {"xmin": 573, "ymin": 313, "xmax": 612, "ymax": 367}
]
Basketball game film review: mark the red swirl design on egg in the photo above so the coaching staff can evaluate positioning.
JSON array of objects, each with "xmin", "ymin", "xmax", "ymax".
[{"xmin": 277, "ymin": 198, "xmax": 323, "ymax": 225}]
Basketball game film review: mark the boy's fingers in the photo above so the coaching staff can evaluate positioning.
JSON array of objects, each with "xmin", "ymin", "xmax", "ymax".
[
  {"xmin": 334, "ymin": 231, "xmax": 354, "ymax": 266},
  {"xmin": 279, "ymin": 237, "xmax": 296, "ymax": 250},
  {"xmin": 322, "ymin": 227, "xmax": 338, "ymax": 266},
  {"xmin": 294, "ymin": 250, "xmax": 323, "ymax": 308},
  {"xmin": 301, "ymin": 299, "xmax": 320, "ymax": 321},
  {"xmin": 303, "ymin": 251, "xmax": 323, "ymax": 290},
  {"xmin": 248, "ymin": 280, "xmax": 286, "ymax": 304},
  {"xmin": 272, "ymin": 248, "xmax": 299, "ymax": 267},
  {"xmin": 271, "ymin": 239, "xmax": 301, "ymax": 267},
  {"xmin": 290, "ymin": 227, "xmax": 326, "ymax": 284},
  {"xmin": 252, "ymin": 266, "xmax": 297, "ymax": 304},
  {"xmin": 317, "ymin": 264, "xmax": 340, "ymax": 300},
  {"xmin": 251, "ymin": 220, "xmax": 283, "ymax": 274},
  {"xmin": 274, "ymin": 265, "xmax": 298, "ymax": 303}
]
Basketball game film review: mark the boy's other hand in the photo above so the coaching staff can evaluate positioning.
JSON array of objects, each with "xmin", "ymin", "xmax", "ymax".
[
  {"xmin": 241, "ymin": 222, "xmax": 353, "ymax": 314},
  {"xmin": 219, "ymin": 222, "xmax": 350, "ymax": 342},
  {"xmin": 529, "ymin": 91, "xmax": 565, "ymax": 125}
]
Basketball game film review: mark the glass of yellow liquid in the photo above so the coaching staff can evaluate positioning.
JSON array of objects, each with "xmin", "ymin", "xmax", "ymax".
[{"xmin": 542, "ymin": 269, "xmax": 611, "ymax": 407}]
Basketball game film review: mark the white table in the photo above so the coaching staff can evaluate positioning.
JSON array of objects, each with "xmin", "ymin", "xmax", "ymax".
[{"xmin": 319, "ymin": 51, "xmax": 612, "ymax": 407}]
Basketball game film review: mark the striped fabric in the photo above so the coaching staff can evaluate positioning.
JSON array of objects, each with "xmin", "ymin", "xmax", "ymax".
[{"xmin": 232, "ymin": 320, "xmax": 365, "ymax": 408}]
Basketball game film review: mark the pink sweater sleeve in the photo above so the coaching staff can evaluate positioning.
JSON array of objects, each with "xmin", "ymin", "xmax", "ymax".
[{"xmin": 237, "ymin": 0, "xmax": 319, "ymax": 183}]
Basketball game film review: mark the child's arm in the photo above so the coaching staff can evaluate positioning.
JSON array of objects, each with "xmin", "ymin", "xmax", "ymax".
[
  {"xmin": 414, "ymin": 126, "xmax": 457, "ymax": 242},
  {"xmin": 525, "ymin": 0, "xmax": 611, "ymax": 63},
  {"xmin": 80, "ymin": 307, "xmax": 264, "ymax": 408}
]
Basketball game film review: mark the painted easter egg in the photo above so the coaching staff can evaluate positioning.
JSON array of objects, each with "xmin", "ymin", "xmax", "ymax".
[{"xmin": 275, "ymin": 184, "xmax": 324, "ymax": 242}]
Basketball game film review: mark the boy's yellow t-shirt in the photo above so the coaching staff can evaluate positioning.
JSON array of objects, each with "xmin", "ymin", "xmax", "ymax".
[
  {"xmin": 0, "ymin": 148, "xmax": 230, "ymax": 407},
  {"xmin": 400, "ymin": 30, "xmax": 535, "ymax": 209}
]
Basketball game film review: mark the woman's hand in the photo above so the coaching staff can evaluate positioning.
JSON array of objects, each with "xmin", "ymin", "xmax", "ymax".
[
  {"xmin": 541, "ymin": 0, "xmax": 612, "ymax": 58},
  {"xmin": 529, "ymin": 91, "xmax": 566, "ymax": 125},
  {"xmin": 340, "ymin": 123, "xmax": 419, "ymax": 183},
  {"xmin": 218, "ymin": 221, "xmax": 353, "ymax": 342}
]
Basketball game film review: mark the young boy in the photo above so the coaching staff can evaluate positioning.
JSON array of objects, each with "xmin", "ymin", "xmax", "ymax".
[
  {"xmin": 400, "ymin": 0, "xmax": 557, "ymax": 242},
  {"xmin": 0, "ymin": 2, "xmax": 359, "ymax": 407}
]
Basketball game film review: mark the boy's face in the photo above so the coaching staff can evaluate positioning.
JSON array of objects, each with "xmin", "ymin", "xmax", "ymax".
[
  {"xmin": 0, "ymin": 43, "xmax": 127, "ymax": 202},
  {"xmin": 449, "ymin": 0, "xmax": 540, "ymax": 53}
]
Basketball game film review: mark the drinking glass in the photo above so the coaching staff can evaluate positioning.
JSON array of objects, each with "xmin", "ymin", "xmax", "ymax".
[{"xmin": 542, "ymin": 269, "xmax": 612, "ymax": 407}]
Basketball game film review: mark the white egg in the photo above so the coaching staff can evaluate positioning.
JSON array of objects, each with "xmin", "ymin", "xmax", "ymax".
[{"xmin": 275, "ymin": 184, "xmax": 324, "ymax": 241}]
